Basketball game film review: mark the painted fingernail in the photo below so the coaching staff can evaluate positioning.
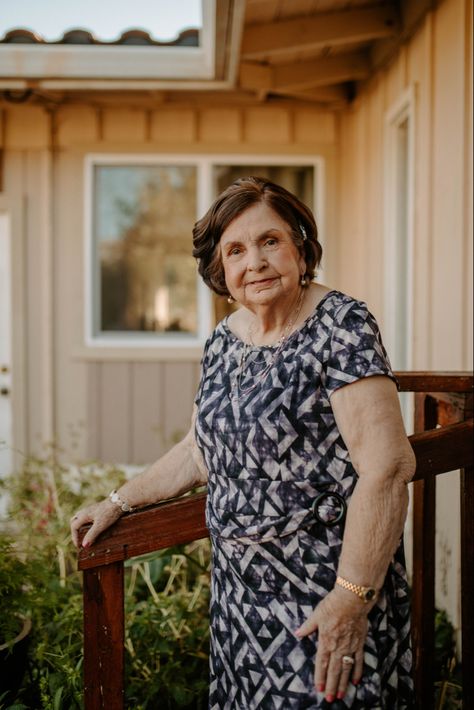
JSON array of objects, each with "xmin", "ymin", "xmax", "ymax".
[
  {"xmin": 337, "ymin": 691, "xmax": 345, "ymax": 699},
  {"xmin": 325, "ymin": 694, "xmax": 334, "ymax": 703},
  {"xmin": 353, "ymin": 678, "xmax": 360, "ymax": 686},
  {"xmin": 317, "ymin": 684, "xmax": 325, "ymax": 692},
  {"xmin": 82, "ymin": 540, "xmax": 90, "ymax": 549},
  {"xmin": 294, "ymin": 629, "xmax": 302, "ymax": 638}
]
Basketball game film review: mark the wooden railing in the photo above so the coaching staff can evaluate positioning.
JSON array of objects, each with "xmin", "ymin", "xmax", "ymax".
[{"xmin": 78, "ymin": 372, "xmax": 473, "ymax": 710}]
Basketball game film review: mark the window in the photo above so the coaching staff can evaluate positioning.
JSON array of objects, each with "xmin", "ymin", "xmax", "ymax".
[
  {"xmin": 384, "ymin": 87, "xmax": 415, "ymax": 432},
  {"xmin": 85, "ymin": 155, "xmax": 323, "ymax": 348},
  {"xmin": 384, "ymin": 107, "xmax": 413, "ymax": 370}
]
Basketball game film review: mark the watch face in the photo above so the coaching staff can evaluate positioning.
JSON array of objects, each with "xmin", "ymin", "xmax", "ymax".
[{"xmin": 364, "ymin": 588, "xmax": 376, "ymax": 601}]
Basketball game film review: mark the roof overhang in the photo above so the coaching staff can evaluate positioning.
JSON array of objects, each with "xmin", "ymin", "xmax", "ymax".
[{"xmin": 0, "ymin": 0, "xmax": 245, "ymax": 91}]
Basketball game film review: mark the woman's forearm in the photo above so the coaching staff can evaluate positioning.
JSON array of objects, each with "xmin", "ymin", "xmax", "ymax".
[
  {"xmin": 336, "ymin": 461, "xmax": 413, "ymax": 592},
  {"xmin": 71, "ymin": 411, "xmax": 207, "ymax": 548},
  {"xmin": 115, "ymin": 425, "xmax": 207, "ymax": 510}
]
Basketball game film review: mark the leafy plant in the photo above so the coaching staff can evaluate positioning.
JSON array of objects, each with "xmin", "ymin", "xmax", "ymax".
[
  {"xmin": 0, "ymin": 535, "xmax": 33, "ymax": 645},
  {"xmin": 434, "ymin": 609, "xmax": 462, "ymax": 709},
  {"xmin": 0, "ymin": 450, "xmax": 210, "ymax": 710}
]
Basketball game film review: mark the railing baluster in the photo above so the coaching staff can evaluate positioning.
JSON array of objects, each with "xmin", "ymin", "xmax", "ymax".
[
  {"xmin": 412, "ymin": 394, "xmax": 438, "ymax": 709},
  {"xmin": 461, "ymin": 392, "xmax": 473, "ymax": 709},
  {"xmin": 83, "ymin": 563, "xmax": 125, "ymax": 710}
]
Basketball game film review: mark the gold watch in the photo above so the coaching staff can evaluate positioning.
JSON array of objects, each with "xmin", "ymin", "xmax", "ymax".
[{"xmin": 336, "ymin": 576, "xmax": 377, "ymax": 603}]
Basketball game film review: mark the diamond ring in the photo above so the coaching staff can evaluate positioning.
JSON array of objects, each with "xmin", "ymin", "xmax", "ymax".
[{"xmin": 342, "ymin": 655, "xmax": 355, "ymax": 666}]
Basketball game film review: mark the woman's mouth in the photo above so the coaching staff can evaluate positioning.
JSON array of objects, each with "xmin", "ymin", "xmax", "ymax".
[{"xmin": 247, "ymin": 277, "xmax": 277, "ymax": 287}]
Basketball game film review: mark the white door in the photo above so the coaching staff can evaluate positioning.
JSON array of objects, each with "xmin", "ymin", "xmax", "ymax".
[{"xmin": 0, "ymin": 213, "xmax": 12, "ymax": 479}]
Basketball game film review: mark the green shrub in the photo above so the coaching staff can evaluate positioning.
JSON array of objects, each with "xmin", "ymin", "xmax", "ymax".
[
  {"xmin": 0, "ymin": 452, "xmax": 210, "ymax": 710},
  {"xmin": 433, "ymin": 609, "xmax": 462, "ymax": 710}
]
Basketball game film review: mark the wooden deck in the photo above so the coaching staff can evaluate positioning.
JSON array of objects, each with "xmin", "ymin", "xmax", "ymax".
[{"xmin": 78, "ymin": 372, "xmax": 473, "ymax": 709}]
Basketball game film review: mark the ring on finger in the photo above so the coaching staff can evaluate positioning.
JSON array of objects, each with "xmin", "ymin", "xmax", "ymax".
[{"xmin": 342, "ymin": 655, "xmax": 355, "ymax": 667}]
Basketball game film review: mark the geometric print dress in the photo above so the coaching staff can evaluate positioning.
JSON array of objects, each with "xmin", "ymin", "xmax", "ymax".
[{"xmin": 194, "ymin": 290, "xmax": 414, "ymax": 709}]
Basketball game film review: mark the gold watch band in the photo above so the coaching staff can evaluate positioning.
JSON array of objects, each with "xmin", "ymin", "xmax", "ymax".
[{"xmin": 336, "ymin": 575, "xmax": 377, "ymax": 603}]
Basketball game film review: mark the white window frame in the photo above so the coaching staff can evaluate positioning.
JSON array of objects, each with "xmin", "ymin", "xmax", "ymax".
[
  {"xmin": 84, "ymin": 154, "xmax": 324, "ymax": 349},
  {"xmin": 383, "ymin": 86, "xmax": 416, "ymax": 372},
  {"xmin": 0, "ymin": 0, "xmax": 215, "ymax": 81}
]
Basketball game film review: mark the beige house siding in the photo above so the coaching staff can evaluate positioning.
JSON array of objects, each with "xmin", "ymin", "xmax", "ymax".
[
  {"xmin": 335, "ymin": 0, "xmax": 472, "ymax": 642},
  {"xmin": 2, "ymin": 103, "xmax": 337, "ymax": 465},
  {"xmin": 336, "ymin": 0, "xmax": 472, "ymax": 372}
]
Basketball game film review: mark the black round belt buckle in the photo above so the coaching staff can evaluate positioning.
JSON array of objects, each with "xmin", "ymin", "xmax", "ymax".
[{"xmin": 311, "ymin": 490, "xmax": 347, "ymax": 527}]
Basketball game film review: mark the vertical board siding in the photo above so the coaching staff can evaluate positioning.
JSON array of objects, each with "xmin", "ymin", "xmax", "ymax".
[
  {"xmin": 55, "ymin": 151, "xmax": 90, "ymax": 457},
  {"xmin": 86, "ymin": 360, "xmax": 200, "ymax": 465},
  {"xmin": 430, "ymin": 0, "xmax": 466, "ymax": 370},
  {"xmin": 87, "ymin": 362, "xmax": 101, "ymax": 460},
  {"xmin": 131, "ymin": 363, "xmax": 163, "ymax": 464},
  {"xmin": 162, "ymin": 362, "xmax": 199, "ymax": 448},
  {"xmin": 151, "ymin": 110, "xmax": 197, "ymax": 143},
  {"xmin": 337, "ymin": 0, "xmax": 472, "ymax": 371},
  {"xmin": 244, "ymin": 108, "xmax": 292, "ymax": 144},
  {"xmin": 408, "ymin": 15, "xmax": 433, "ymax": 368},
  {"xmin": 25, "ymin": 149, "xmax": 53, "ymax": 450},
  {"xmin": 100, "ymin": 363, "xmax": 132, "ymax": 463},
  {"xmin": 102, "ymin": 108, "xmax": 147, "ymax": 143},
  {"xmin": 199, "ymin": 109, "xmax": 243, "ymax": 143},
  {"xmin": 4, "ymin": 151, "xmax": 29, "ymax": 466},
  {"xmin": 5, "ymin": 107, "xmax": 49, "ymax": 149},
  {"xmin": 57, "ymin": 105, "xmax": 99, "ymax": 146}
]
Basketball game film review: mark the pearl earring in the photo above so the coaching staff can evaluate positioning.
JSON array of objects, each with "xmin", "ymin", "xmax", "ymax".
[
  {"xmin": 300, "ymin": 275, "xmax": 307, "ymax": 286},
  {"xmin": 227, "ymin": 295, "xmax": 234, "ymax": 304}
]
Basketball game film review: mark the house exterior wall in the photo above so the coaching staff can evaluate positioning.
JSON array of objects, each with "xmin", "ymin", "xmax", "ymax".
[
  {"xmin": 0, "ymin": 0, "xmax": 470, "ymax": 645},
  {"xmin": 336, "ymin": 0, "xmax": 472, "ymax": 642},
  {"xmin": 1, "ymin": 102, "xmax": 338, "ymax": 465},
  {"xmin": 337, "ymin": 0, "xmax": 472, "ymax": 373}
]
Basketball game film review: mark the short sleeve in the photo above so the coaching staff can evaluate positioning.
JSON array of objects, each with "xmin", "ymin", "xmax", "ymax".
[{"xmin": 324, "ymin": 300, "xmax": 398, "ymax": 397}]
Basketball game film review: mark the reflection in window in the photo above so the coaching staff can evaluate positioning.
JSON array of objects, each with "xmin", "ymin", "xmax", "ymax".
[
  {"xmin": 93, "ymin": 165, "xmax": 197, "ymax": 336},
  {"xmin": 214, "ymin": 165, "xmax": 314, "ymax": 211}
]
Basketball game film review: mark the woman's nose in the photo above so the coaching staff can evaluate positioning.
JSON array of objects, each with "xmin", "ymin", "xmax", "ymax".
[{"xmin": 247, "ymin": 246, "xmax": 267, "ymax": 271}]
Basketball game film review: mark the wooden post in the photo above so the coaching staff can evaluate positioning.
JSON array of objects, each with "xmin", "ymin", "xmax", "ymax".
[
  {"xmin": 411, "ymin": 393, "xmax": 437, "ymax": 709},
  {"xmin": 83, "ymin": 563, "xmax": 125, "ymax": 710},
  {"xmin": 461, "ymin": 393, "xmax": 473, "ymax": 709}
]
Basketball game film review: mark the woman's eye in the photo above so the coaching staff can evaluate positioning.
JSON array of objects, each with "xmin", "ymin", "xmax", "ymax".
[
  {"xmin": 265, "ymin": 238, "xmax": 278, "ymax": 247},
  {"xmin": 229, "ymin": 247, "xmax": 241, "ymax": 256}
]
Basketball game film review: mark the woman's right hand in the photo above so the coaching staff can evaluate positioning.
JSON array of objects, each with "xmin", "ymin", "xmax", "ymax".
[{"xmin": 70, "ymin": 499, "xmax": 123, "ymax": 549}]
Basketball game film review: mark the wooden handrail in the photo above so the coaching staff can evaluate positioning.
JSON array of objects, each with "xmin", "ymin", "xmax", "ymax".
[
  {"xmin": 395, "ymin": 370, "xmax": 473, "ymax": 392},
  {"xmin": 77, "ymin": 420, "xmax": 472, "ymax": 568},
  {"xmin": 78, "ymin": 372, "xmax": 473, "ymax": 710}
]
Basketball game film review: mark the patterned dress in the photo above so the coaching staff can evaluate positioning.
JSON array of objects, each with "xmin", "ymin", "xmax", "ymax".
[{"xmin": 195, "ymin": 290, "xmax": 413, "ymax": 710}]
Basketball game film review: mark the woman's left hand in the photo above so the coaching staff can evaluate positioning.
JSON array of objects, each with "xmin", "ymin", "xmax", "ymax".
[{"xmin": 295, "ymin": 586, "xmax": 369, "ymax": 703}]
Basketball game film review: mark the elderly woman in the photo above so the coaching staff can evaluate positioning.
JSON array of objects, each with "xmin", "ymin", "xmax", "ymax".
[{"xmin": 71, "ymin": 177, "xmax": 415, "ymax": 709}]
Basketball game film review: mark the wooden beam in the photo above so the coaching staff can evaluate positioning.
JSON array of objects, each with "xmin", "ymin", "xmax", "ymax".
[
  {"xmin": 371, "ymin": 0, "xmax": 436, "ymax": 71},
  {"xmin": 240, "ymin": 53, "xmax": 370, "ymax": 92},
  {"xmin": 270, "ymin": 85, "xmax": 349, "ymax": 105},
  {"xmin": 242, "ymin": 6, "xmax": 399, "ymax": 60}
]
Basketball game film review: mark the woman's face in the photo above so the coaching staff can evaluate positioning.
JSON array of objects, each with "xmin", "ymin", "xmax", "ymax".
[{"xmin": 219, "ymin": 202, "xmax": 305, "ymax": 310}]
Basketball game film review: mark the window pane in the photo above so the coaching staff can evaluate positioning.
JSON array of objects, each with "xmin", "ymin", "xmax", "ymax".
[
  {"xmin": 214, "ymin": 165, "xmax": 314, "ymax": 210},
  {"xmin": 93, "ymin": 165, "xmax": 198, "ymax": 336}
]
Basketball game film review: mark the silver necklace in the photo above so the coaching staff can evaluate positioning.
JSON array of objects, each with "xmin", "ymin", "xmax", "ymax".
[{"xmin": 231, "ymin": 288, "xmax": 306, "ymax": 396}]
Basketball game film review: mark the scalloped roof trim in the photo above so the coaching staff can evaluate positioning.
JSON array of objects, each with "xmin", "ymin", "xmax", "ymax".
[{"xmin": 0, "ymin": 27, "xmax": 199, "ymax": 46}]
